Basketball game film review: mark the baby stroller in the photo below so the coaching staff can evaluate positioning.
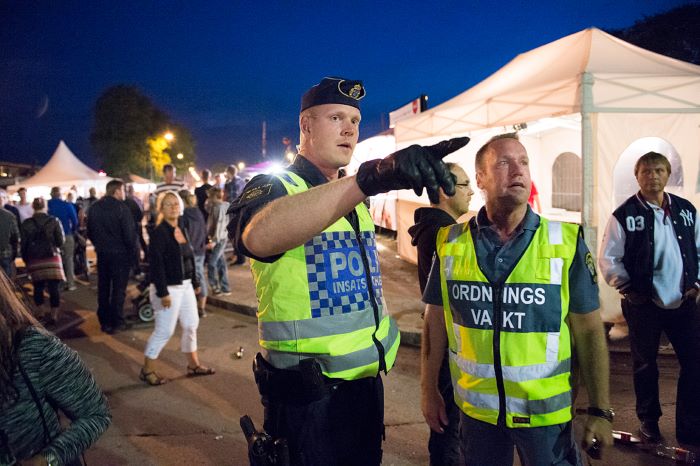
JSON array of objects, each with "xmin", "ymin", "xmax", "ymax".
[{"xmin": 132, "ymin": 278, "xmax": 154, "ymax": 322}]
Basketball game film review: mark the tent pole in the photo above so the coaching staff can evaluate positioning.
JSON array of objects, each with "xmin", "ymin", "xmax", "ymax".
[{"xmin": 581, "ymin": 72, "xmax": 596, "ymax": 253}]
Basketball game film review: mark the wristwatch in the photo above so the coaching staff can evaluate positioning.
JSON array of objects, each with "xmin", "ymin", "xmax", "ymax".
[{"xmin": 587, "ymin": 406, "xmax": 615, "ymax": 423}]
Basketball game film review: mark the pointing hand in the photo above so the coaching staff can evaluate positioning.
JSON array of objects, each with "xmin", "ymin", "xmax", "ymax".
[{"xmin": 355, "ymin": 137, "xmax": 470, "ymax": 204}]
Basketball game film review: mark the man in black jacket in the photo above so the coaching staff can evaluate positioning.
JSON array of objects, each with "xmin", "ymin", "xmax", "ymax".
[
  {"xmin": 124, "ymin": 183, "xmax": 145, "ymax": 279},
  {"xmin": 408, "ymin": 163, "xmax": 473, "ymax": 466},
  {"xmin": 194, "ymin": 169, "xmax": 213, "ymax": 221},
  {"xmin": 87, "ymin": 179, "xmax": 137, "ymax": 334}
]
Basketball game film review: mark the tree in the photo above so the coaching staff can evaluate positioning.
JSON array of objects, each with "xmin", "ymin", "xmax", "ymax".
[
  {"xmin": 607, "ymin": 4, "xmax": 700, "ymax": 65},
  {"xmin": 146, "ymin": 135, "xmax": 171, "ymax": 178},
  {"xmin": 90, "ymin": 85, "xmax": 196, "ymax": 179},
  {"xmin": 166, "ymin": 123, "xmax": 196, "ymax": 176}
]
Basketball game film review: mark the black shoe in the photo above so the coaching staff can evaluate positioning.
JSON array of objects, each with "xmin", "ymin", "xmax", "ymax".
[
  {"xmin": 115, "ymin": 321, "xmax": 132, "ymax": 332},
  {"xmin": 101, "ymin": 325, "xmax": 115, "ymax": 335},
  {"xmin": 639, "ymin": 420, "xmax": 662, "ymax": 443}
]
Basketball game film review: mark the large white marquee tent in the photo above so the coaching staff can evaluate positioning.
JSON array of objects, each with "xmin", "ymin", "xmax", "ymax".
[
  {"xmin": 15, "ymin": 140, "xmax": 110, "ymax": 197},
  {"xmin": 389, "ymin": 27, "xmax": 700, "ymax": 321}
]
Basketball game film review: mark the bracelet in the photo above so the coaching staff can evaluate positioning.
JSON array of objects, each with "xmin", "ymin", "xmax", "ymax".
[{"xmin": 587, "ymin": 407, "xmax": 614, "ymax": 423}]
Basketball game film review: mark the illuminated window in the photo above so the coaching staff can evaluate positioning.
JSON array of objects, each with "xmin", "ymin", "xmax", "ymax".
[{"xmin": 552, "ymin": 152, "xmax": 581, "ymax": 211}]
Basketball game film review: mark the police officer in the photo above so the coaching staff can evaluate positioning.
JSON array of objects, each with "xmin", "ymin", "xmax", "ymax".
[
  {"xmin": 421, "ymin": 134, "xmax": 613, "ymax": 465},
  {"xmin": 228, "ymin": 76, "xmax": 467, "ymax": 466},
  {"xmin": 599, "ymin": 151, "xmax": 700, "ymax": 446}
]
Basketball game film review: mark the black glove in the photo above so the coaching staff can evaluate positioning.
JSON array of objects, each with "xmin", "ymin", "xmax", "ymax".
[{"xmin": 355, "ymin": 137, "xmax": 470, "ymax": 204}]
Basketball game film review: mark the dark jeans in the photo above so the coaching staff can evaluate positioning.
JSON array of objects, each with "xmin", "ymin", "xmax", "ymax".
[
  {"xmin": 429, "ymin": 351, "xmax": 462, "ymax": 466},
  {"xmin": 262, "ymin": 374, "xmax": 384, "ymax": 466},
  {"xmin": 33, "ymin": 279, "xmax": 61, "ymax": 308},
  {"xmin": 207, "ymin": 239, "xmax": 230, "ymax": 292},
  {"xmin": 622, "ymin": 297, "xmax": 700, "ymax": 444},
  {"xmin": 96, "ymin": 252, "xmax": 131, "ymax": 329},
  {"xmin": 0, "ymin": 257, "xmax": 12, "ymax": 278},
  {"xmin": 460, "ymin": 413, "xmax": 582, "ymax": 466}
]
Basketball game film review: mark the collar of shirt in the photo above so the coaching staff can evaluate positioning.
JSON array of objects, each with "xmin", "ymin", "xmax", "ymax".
[
  {"xmin": 639, "ymin": 191, "xmax": 672, "ymax": 220},
  {"xmin": 289, "ymin": 155, "xmax": 335, "ymax": 188},
  {"xmin": 474, "ymin": 204, "xmax": 539, "ymax": 235}
]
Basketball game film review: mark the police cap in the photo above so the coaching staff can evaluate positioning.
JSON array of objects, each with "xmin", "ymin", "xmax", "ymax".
[{"xmin": 300, "ymin": 77, "xmax": 366, "ymax": 112}]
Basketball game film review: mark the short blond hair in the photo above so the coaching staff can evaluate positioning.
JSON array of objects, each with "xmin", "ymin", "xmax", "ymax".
[
  {"xmin": 155, "ymin": 191, "xmax": 183, "ymax": 225},
  {"xmin": 475, "ymin": 133, "xmax": 519, "ymax": 170}
]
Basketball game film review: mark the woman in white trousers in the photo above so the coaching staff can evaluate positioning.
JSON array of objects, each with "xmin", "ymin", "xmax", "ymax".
[{"xmin": 140, "ymin": 191, "xmax": 215, "ymax": 385}]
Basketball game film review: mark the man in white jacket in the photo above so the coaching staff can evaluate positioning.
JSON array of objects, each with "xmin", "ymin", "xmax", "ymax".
[{"xmin": 598, "ymin": 151, "xmax": 700, "ymax": 446}]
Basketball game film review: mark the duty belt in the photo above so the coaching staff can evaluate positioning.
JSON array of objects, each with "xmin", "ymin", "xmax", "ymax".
[{"xmin": 253, "ymin": 352, "xmax": 344, "ymax": 404}]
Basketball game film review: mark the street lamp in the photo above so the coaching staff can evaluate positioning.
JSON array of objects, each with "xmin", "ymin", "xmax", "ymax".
[
  {"xmin": 176, "ymin": 153, "xmax": 184, "ymax": 160},
  {"xmin": 164, "ymin": 131, "xmax": 174, "ymax": 142},
  {"xmin": 237, "ymin": 162, "xmax": 245, "ymax": 170}
]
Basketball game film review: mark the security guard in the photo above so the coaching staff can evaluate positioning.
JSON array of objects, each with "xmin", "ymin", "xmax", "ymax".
[
  {"xmin": 420, "ymin": 134, "xmax": 613, "ymax": 465},
  {"xmin": 228, "ymin": 77, "xmax": 468, "ymax": 466}
]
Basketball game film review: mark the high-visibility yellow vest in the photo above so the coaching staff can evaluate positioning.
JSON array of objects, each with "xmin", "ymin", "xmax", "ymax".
[
  {"xmin": 437, "ymin": 217, "xmax": 578, "ymax": 428},
  {"xmin": 251, "ymin": 171, "xmax": 400, "ymax": 380}
]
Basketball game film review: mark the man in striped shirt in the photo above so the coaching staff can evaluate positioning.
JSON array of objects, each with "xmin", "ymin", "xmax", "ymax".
[
  {"xmin": 149, "ymin": 164, "xmax": 185, "ymax": 227},
  {"xmin": 155, "ymin": 164, "xmax": 185, "ymax": 194}
]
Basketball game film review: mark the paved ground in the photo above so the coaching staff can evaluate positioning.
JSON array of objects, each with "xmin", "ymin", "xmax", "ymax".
[{"xmin": 38, "ymin": 233, "xmax": 696, "ymax": 465}]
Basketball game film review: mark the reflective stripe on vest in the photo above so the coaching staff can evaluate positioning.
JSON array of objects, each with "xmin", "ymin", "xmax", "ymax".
[
  {"xmin": 437, "ymin": 217, "xmax": 578, "ymax": 428},
  {"xmin": 251, "ymin": 171, "xmax": 400, "ymax": 380},
  {"xmin": 262, "ymin": 319, "xmax": 400, "ymax": 375},
  {"xmin": 451, "ymin": 376, "xmax": 572, "ymax": 415}
]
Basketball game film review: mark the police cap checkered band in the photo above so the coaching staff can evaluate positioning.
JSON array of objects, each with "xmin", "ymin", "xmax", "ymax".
[{"xmin": 300, "ymin": 77, "xmax": 365, "ymax": 112}]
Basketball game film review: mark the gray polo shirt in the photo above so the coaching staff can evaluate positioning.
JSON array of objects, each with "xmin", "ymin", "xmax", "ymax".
[{"xmin": 423, "ymin": 206, "xmax": 599, "ymax": 313}]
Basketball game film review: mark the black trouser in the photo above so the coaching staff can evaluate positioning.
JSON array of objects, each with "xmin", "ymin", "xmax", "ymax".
[
  {"xmin": 96, "ymin": 252, "xmax": 131, "ymax": 329},
  {"xmin": 622, "ymin": 297, "xmax": 700, "ymax": 444},
  {"xmin": 33, "ymin": 279, "xmax": 61, "ymax": 308},
  {"xmin": 136, "ymin": 226, "xmax": 147, "ymax": 269},
  {"xmin": 429, "ymin": 350, "xmax": 463, "ymax": 466},
  {"xmin": 258, "ymin": 358, "xmax": 384, "ymax": 466}
]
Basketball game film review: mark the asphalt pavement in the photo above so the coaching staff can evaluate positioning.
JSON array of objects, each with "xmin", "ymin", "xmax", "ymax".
[{"xmin": 42, "ymin": 233, "xmax": 696, "ymax": 465}]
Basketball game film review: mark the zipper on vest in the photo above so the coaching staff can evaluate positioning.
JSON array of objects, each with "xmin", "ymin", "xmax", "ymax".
[
  {"xmin": 492, "ymin": 285, "xmax": 507, "ymax": 426},
  {"xmin": 354, "ymin": 227, "xmax": 387, "ymax": 375}
]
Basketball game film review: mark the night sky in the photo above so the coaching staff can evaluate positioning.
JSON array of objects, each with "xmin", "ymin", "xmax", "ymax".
[{"xmin": 0, "ymin": 0, "xmax": 693, "ymax": 172}]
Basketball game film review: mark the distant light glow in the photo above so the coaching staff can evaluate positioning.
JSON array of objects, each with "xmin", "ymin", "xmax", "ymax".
[
  {"xmin": 237, "ymin": 162, "xmax": 245, "ymax": 170},
  {"xmin": 176, "ymin": 152, "xmax": 184, "ymax": 159},
  {"xmin": 98, "ymin": 170, "xmax": 107, "ymax": 177},
  {"xmin": 188, "ymin": 166, "xmax": 201, "ymax": 182},
  {"xmin": 164, "ymin": 132, "xmax": 174, "ymax": 142},
  {"xmin": 267, "ymin": 162, "xmax": 284, "ymax": 174}
]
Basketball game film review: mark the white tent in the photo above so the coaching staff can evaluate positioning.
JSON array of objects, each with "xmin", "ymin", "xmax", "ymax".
[
  {"xmin": 393, "ymin": 28, "xmax": 700, "ymax": 322},
  {"xmin": 15, "ymin": 141, "xmax": 110, "ymax": 197},
  {"xmin": 18, "ymin": 141, "xmax": 106, "ymax": 188}
]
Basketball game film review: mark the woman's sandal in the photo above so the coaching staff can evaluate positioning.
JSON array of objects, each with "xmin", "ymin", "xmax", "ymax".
[
  {"xmin": 139, "ymin": 368, "xmax": 169, "ymax": 386},
  {"xmin": 187, "ymin": 365, "xmax": 216, "ymax": 377}
]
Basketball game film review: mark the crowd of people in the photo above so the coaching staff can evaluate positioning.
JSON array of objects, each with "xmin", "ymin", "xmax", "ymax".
[
  {"xmin": 0, "ymin": 163, "xmax": 246, "ymax": 330},
  {"xmin": 0, "ymin": 164, "xmax": 247, "ymax": 464},
  {"xmin": 0, "ymin": 76, "xmax": 697, "ymax": 466}
]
